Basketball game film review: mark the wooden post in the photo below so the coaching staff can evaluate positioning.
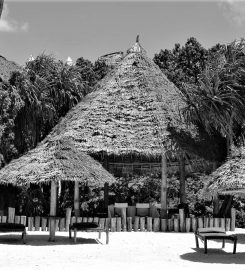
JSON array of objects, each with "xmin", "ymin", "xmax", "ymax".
[
  {"xmin": 225, "ymin": 218, "xmax": 231, "ymax": 231},
  {"xmin": 186, "ymin": 218, "xmax": 191, "ymax": 232},
  {"xmin": 116, "ymin": 217, "xmax": 122, "ymax": 232},
  {"xmin": 220, "ymin": 218, "xmax": 225, "ymax": 229},
  {"xmin": 111, "ymin": 217, "xmax": 116, "ymax": 232},
  {"xmin": 104, "ymin": 182, "xmax": 109, "ymax": 211},
  {"xmin": 121, "ymin": 208, "xmax": 127, "ymax": 232},
  {"xmin": 140, "ymin": 217, "xmax": 145, "ymax": 231},
  {"xmin": 213, "ymin": 193, "xmax": 219, "ymax": 217},
  {"xmin": 214, "ymin": 217, "xmax": 220, "ymax": 227},
  {"xmin": 161, "ymin": 219, "xmax": 168, "ymax": 232},
  {"xmin": 198, "ymin": 217, "xmax": 203, "ymax": 228},
  {"xmin": 179, "ymin": 209, "xmax": 185, "ymax": 232},
  {"xmin": 153, "ymin": 218, "xmax": 160, "ymax": 232},
  {"xmin": 74, "ymin": 181, "xmax": 80, "ymax": 218},
  {"xmin": 134, "ymin": 216, "xmax": 139, "ymax": 232},
  {"xmin": 41, "ymin": 217, "xmax": 47, "ymax": 231},
  {"xmin": 20, "ymin": 216, "xmax": 26, "ymax": 226},
  {"xmin": 147, "ymin": 217, "xmax": 153, "ymax": 232},
  {"xmin": 28, "ymin": 217, "xmax": 34, "ymax": 231},
  {"xmin": 168, "ymin": 219, "xmax": 173, "ymax": 231},
  {"xmin": 65, "ymin": 208, "xmax": 71, "ymax": 232},
  {"xmin": 8, "ymin": 207, "xmax": 15, "ymax": 223},
  {"xmin": 179, "ymin": 153, "xmax": 186, "ymax": 204},
  {"xmin": 231, "ymin": 208, "xmax": 236, "ymax": 231},
  {"xmin": 35, "ymin": 216, "xmax": 40, "ymax": 231},
  {"xmin": 49, "ymin": 181, "xmax": 57, "ymax": 241},
  {"xmin": 174, "ymin": 218, "xmax": 179, "ymax": 232},
  {"xmin": 191, "ymin": 217, "xmax": 197, "ymax": 232},
  {"xmin": 14, "ymin": 216, "xmax": 20, "ymax": 224},
  {"xmin": 160, "ymin": 153, "xmax": 168, "ymax": 219},
  {"xmin": 127, "ymin": 217, "xmax": 132, "ymax": 232}
]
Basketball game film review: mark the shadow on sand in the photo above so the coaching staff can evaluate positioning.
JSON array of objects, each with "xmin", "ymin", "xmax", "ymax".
[
  {"xmin": 0, "ymin": 234, "xmax": 104, "ymax": 246},
  {"xmin": 181, "ymin": 233, "xmax": 245, "ymax": 264}
]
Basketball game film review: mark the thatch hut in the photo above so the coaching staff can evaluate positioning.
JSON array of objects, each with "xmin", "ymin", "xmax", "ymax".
[
  {"xmin": 0, "ymin": 137, "xmax": 115, "ymax": 241},
  {"xmin": 205, "ymin": 147, "xmax": 245, "ymax": 196},
  {"xmin": 40, "ymin": 37, "xmax": 188, "ymax": 217}
]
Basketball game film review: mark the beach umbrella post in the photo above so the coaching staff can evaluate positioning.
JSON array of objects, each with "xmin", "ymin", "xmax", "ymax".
[
  {"xmin": 49, "ymin": 180, "xmax": 57, "ymax": 242},
  {"xmin": 74, "ymin": 181, "xmax": 80, "ymax": 217}
]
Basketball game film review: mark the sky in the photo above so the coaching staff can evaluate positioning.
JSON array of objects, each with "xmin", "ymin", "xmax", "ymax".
[{"xmin": 1, "ymin": 0, "xmax": 245, "ymax": 65}]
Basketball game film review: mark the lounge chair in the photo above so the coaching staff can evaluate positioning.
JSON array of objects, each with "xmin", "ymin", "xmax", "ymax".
[
  {"xmin": 0, "ymin": 223, "xmax": 26, "ymax": 243},
  {"xmin": 69, "ymin": 222, "xmax": 109, "ymax": 244},
  {"xmin": 195, "ymin": 227, "xmax": 237, "ymax": 254}
]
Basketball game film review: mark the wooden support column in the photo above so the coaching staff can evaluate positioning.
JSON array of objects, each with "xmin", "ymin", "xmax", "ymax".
[
  {"xmin": 104, "ymin": 182, "xmax": 109, "ymax": 210},
  {"xmin": 160, "ymin": 152, "xmax": 168, "ymax": 219},
  {"xmin": 49, "ymin": 181, "xmax": 57, "ymax": 242},
  {"xmin": 213, "ymin": 192, "xmax": 220, "ymax": 217},
  {"xmin": 74, "ymin": 181, "xmax": 80, "ymax": 218},
  {"xmin": 179, "ymin": 153, "xmax": 186, "ymax": 204}
]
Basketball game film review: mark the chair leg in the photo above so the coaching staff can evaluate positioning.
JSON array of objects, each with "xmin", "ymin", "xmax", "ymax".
[
  {"xmin": 204, "ymin": 239, "xmax": 207, "ymax": 254},
  {"xmin": 98, "ymin": 231, "xmax": 101, "ymax": 239},
  {"xmin": 22, "ymin": 230, "xmax": 26, "ymax": 244},
  {"xmin": 222, "ymin": 239, "xmax": 225, "ymax": 248},
  {"xmin": 69, "ymin": 228, "xmax": 71, "ymax": 239},
  {"xmin": 106, "ymin": 230, "xmax": 109, "ymax": 244},
  {"xmin": 195, "ymin": 235, "xmax": 199, "ymax": 248},
  {"xmin": 233, "ymin": 238, "xmax": 237, "ymax": 254},
  {"xmin": 74, "ymin": 229, "xmax": 77, "ymax": 243}
]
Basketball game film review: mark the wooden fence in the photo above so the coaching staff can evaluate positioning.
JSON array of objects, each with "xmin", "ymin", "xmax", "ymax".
[{"xmin": 0, "ymin": 207, "xmax": 236, "ymax": 233}]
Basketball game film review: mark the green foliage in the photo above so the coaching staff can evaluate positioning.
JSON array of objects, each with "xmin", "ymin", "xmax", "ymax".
[{"xmin": 0, "ymin": 54, "xmax": 94, "ymax": 165}]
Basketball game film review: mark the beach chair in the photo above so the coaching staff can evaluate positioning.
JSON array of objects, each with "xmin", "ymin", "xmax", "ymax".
[
  {"xmin": 0, "ymin": 223, "xmax": 26, "ymax": 243},
  {"xmin": 69, "ymin": 222, "xmax": 109, "ymax": 244},
  {"xmin": 195, "ymin": 227, "xmax": 237, "ymax": 254}
]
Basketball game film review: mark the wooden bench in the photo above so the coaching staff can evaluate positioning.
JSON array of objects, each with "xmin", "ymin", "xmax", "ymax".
[
  {"xmin": 195, "ymin": 227, "xmax": 237, "ymax": 254},
  {"xmin": 0, "ymin": 223, "xmax": 26, "ymax": 243},
  {"xmin": 69, "ymin": 222, "xmax": 109, "ymax": 244}
]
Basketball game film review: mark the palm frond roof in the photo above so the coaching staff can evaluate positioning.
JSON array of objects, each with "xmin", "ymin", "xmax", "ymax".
[
  {"xmin": 204, "ymin": 147, "xmax": 245, "ymax": 196},
  {"xmin": 46, "ymin": 38, "xmax": 187, "ymax": 158},
  {"xmin": 0, "ymin": 138, "xmax": 115, "ymax": 186}
]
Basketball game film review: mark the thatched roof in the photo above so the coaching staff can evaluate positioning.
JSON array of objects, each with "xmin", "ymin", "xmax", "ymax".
[
  {"xmin": 46, "ymin": 38, "xmax": 186, "ymax": 158},
  {"xmin": 204, "ymin": 147, "xmax": 245, "ymax": 196},
  {"xmin": 0, "ymin": 55, "xmax": 21, "ymax": 82},
  {"xmin": 0, "ymin": 138, "xmax": 115, "ymax": 186}
]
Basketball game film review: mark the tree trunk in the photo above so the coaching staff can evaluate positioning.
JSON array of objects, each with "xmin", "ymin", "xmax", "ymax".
[
  {"xmin": 160, "ymin": 153, "xmax": 168, "ymax": 218},
  {"xmin": 179, "ymin": 153, "xmax": 186, "ymax": 204}
]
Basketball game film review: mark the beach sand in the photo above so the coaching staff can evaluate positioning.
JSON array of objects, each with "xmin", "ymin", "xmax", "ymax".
[{"xmin": 0, "ymin": 229, "xmax": 245, "ymax": 270}]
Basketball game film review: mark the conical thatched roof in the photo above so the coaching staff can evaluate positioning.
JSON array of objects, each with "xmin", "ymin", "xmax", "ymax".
[
  {"xmin": 46, "ymin": 38, "xmax": 186, "ymax": 158},
  {"xmin": 204, "ymin": 147, "xmax": 245, "ymax": 196},
  {"xmin": 0, "ymin": 138, "xmax": 115, "ymax": 186}
]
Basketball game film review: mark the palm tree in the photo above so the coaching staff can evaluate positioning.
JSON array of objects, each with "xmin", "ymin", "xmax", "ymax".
[{"xmin": 182, "ymin": 40, "xmax": 245, "ymax": 157}]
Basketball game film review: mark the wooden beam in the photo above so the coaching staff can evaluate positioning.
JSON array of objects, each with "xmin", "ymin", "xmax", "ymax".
[
  {"xmin": 49, "ymin": 181, "xmax": 57, "ymax": 242},
  {"xmin": 74, "ymin": 181, "xmax": 80, "ymax": 218},
  {"xmin": 179, "ymin": 153, "xmax": 186, "ymax": 204},
  {"xmin": 160, "ymin": 152, "xmax": 168, "ymax": 218}
]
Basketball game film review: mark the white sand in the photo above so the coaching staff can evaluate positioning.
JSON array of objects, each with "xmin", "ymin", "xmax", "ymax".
[{"xmin": 0, "ymin": 229, "xmax": 245, "ymax": 270}]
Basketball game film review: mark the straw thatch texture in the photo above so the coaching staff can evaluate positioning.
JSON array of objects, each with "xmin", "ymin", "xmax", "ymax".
[
  {"xmin": 0, "ymin": 138, "xmax": 115, "ymax": 186},
  {"xmin": 204, "ymin": 147, "xmax": 245, "ymax": 196},
  {"xmin": 47, "ymin": 42, "xmax": 186, "ymax": 158}
]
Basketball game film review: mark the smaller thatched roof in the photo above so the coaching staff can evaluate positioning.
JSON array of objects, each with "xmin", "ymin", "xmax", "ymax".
[
  {"xmin": 0, "ymin": 138, "xmax": 115, "ymax": 187},
  {"xmin": 204, "ymin": 146, "xmax": 245, "ymax": 196}
]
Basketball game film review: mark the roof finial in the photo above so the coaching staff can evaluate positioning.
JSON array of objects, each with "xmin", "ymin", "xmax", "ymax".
[{"xmin": 136, "ymin": 35, "xmax": 139, "ymax": 43}]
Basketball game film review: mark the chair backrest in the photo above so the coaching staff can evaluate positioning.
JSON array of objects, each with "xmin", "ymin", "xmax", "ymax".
[
  {"xmin": 114, "ymin": 203, "xmax": 128, "ymax": 216},
  {"xmin": 197, "ymin": 227, "xmax": 226, "ymax": 234},
  {"xmin": 136, "ymin": 203, "xmax": 150, "ymax": 217}
]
